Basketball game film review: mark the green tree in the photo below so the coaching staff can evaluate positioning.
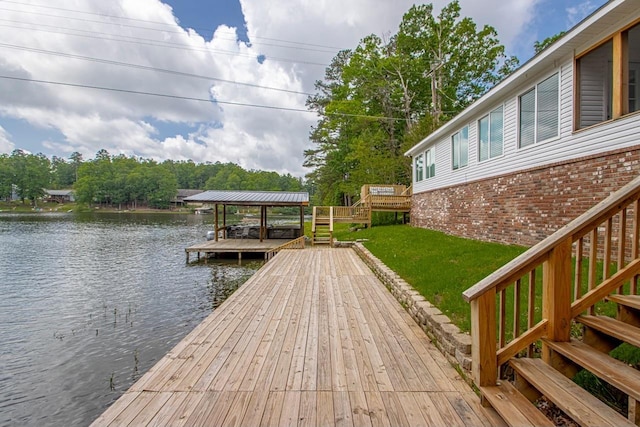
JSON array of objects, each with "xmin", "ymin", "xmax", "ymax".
[
  {"xmin": 69, "ymin": 151, "xmax": 83, "ymax": 183},
  {"xmin": 51, "ymin": 156, "xmax": 76, "ymax": 189},
  {"xmin": 305, "ymin": 0, "xmax": 517, "ymax": 205},
  {"xmin": 534, "ymin": 31, "xmax": 566, "ymax": 54},
  {"xmin": 10, "ymin": 150, "xmax": 51, "ymax": 206},
  {"xmin": 0, "ymin": 154, "xmax": 12, "ymax": 201}
]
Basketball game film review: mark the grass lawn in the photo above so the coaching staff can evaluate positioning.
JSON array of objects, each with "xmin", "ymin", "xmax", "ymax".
[{"xmin": 330, "ymin": 223, "xmax": 527, "ymax": 332}]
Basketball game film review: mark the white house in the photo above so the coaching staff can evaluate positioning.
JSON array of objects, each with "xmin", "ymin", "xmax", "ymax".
[{"xmin": 405, "ymin": 0, "xmax": 640, "ymax": 246}]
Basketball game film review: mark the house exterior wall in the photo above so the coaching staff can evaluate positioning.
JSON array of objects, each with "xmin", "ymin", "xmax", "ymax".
[
  {"xmin": 408, "ymin": 5, "xmax": 640, "ymax": 246},
  {"xmin": 411, "ymin": 147, "xmax": 640, "ymax": 246}
]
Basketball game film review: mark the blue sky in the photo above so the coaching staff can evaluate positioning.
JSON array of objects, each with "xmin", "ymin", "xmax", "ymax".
[{"xmin": 0, "ymin": 0, "xmax": 605, "ymax": 176}]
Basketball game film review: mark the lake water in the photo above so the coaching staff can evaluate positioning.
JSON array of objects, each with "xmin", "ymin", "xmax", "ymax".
[{"xmin": 0, "ymin": 212, "xmax": 262, "ymax": 427}]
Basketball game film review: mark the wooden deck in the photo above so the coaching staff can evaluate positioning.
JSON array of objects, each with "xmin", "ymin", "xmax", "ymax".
[
  {"xmin": 185, "ymin": 239, "xmax": 292, "ymax": 262},
  {"xmin": 92, "ymin": 247, "xmax": 496, "ymax": 427}
]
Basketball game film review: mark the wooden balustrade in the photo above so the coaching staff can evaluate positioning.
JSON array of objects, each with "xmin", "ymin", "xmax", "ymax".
[
  {"xmin": 265, "ymin": 236, "xmax": 306, "ymax": 260},
  {"xmin": 463, "ymin": 175, "xmax": 640, "ymax": 387}
]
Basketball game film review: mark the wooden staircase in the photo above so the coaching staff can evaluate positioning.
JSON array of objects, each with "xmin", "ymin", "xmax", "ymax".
[
  {"xmin": 311, "ymin": 206, "xmax": 333, "ymax": 246},
  {"xmin": 464, "ymin": 175, "xmax": 640, "ymax": 426}
]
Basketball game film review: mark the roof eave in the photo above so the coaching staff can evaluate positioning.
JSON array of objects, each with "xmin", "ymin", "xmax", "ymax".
[{"xmin": 404, "ymin": 0, "xmax": 626, "ymax": 157}]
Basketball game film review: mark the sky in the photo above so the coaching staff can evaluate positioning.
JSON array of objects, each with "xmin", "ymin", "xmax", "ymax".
[{"xmin": 0, "ymin": 0, "xmax": 605, "ymax": 177}]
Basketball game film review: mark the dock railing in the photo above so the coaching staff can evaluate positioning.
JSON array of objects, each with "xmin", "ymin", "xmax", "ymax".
[
  {"xmin": 265, "ymin": 236, "xmax": 306, "ymax": 261},
  {"xmin": 463, "ymin": 174, "xmax": 640, "ymax": 388}
]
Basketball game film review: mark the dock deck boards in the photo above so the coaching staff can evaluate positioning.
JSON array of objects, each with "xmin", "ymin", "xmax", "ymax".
[{"xmin": 91, "ymin": 247, "xmax": 493, "ymax": 427}]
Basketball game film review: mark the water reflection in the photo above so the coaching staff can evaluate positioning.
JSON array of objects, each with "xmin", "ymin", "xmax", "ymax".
[{"xmin": 0, "ymin": 212, "xmax": 261, "ymax": 427}]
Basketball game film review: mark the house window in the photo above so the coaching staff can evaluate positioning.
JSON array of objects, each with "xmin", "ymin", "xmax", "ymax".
[
  {"xmin": 479, "ymin": 106, "xmax": 504, "ymax": 161},
  {"xmin": 425, "ymin": 148, "xmax": 435, "ymax": 179},
  {"xmin": 451, "ymin": 126, "xmax": 468, "ymax": 170},
  {"xmin": 519, "ymin": 73, "xmax": 559, "ymax": 147},
  {"xmin": 576, "ymin": 40, "xmax": 613, "ymax": 128},
  {"xmin": 414, "ymin": 153, "xmax": 424, "ymax": 182},
  {"xmin": 576, "ymin": 22, "xmax": 640, "ymax": 129}
]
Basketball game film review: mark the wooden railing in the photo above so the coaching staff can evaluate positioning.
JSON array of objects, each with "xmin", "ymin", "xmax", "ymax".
[
  {"xmin": 359, "ymin": 184, "xmax": 412, "ymax": 211},
  {"xmin": 265, "ymin": 236, "xmax": 306, "ymax": 260},
  {"xmin": 315, "ymin": 205, "xmax": 371, "ymax": 225},
  {"xmin": 463, "ymin": 175, "xmax": 640, "ymax": 387}
]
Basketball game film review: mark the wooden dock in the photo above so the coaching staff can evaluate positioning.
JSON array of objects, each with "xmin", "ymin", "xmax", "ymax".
[
  {"xmin": 185, "ymin": 239, "xmax": 292, "ymax": 262},
  {"xmin": 92, "ymin": 247, "xmax": 497, "ymax": 427}
]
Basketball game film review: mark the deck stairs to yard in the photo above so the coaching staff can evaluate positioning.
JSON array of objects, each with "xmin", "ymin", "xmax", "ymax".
[
  {"xmin": 311, "ymin": 184, "xmax": 412, "ymax": 246},
  {"xmin": 464, "ymin": 175, "xmax": 640, "ymax": 426},
  {"xmin": 311, "ymin": 206, "xmax": 334, "ymax": 246}
]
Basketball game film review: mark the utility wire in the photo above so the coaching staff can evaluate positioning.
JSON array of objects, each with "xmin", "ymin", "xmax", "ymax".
[
  {"xmin": 0, "ymin": 21, "xmax": 331, "ymax": 67},
  {"xmin": 0, "ymin": 1, "xmax": 344, "ymax": 52},
  {"xmin": 0, "ymin": 74, "xmax": 406, "ymax": 121},
  {"xmin": 0, "ymin": 43, "xmax": 314, "ymax": 96},
  {"xmin": 0, "ymin": 74, "xmax": 311, "ymax": 112}
]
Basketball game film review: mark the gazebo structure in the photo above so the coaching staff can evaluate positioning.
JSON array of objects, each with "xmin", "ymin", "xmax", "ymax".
[{"xmin": 184, "ymin": 190, "xmax": 309, "ymax": 243}]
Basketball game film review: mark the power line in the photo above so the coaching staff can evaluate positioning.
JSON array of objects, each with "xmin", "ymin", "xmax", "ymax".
[
  {"xmin": 0, "ymin": 74, "xmax": 312, "ymax": 112},
  {"xmin": 0, "ymin": 21, "xmax": 331, "ymax": 67},
  {"xmin": 0, "ymin": 1, "xmax": 345, "ymax": 52},
  {"xmin": 0, "ymin": 74, "xmax": 406, "ymax": 122},
  {"xmin": 0, "ymin": 42, "xmax": 314, "ymax": 96}
]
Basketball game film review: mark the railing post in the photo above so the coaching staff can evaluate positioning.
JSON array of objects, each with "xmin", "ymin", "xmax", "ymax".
[
  {"xmin": 542, "ymin": 237, "xmax": 573, "ymax": 367},
  {"xmin": 471, "ymin": 288, "xmax": 497, "ymax": 389}
]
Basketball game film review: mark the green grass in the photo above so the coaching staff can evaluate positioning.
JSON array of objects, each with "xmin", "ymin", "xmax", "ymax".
[
  {"xmin": 0, "ymin": 201, "xmax": 78, "ymax": 212},
  {"xmin": 332, "ymin": 223, "xmax": 527, "ymax": 332}
]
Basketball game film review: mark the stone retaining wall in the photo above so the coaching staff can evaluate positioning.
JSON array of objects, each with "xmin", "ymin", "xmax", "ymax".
[{"xmin": 350, "ymin": 242, "xmax": 473, "ymax": 380}]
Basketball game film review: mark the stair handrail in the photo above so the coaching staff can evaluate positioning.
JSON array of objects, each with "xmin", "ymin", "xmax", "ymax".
[{"xmin": 463, "ymin": 174, "xmax": 640, "ymax": 388}]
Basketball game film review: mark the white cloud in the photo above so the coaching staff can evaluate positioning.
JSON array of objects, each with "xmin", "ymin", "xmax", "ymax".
[
  {"xmin": 0, "ymin": 126, "xmax": 15, "ymax": 153},
  {"xmin": 567, "ymin": 1, "xmax": 598, "ymax": 27},
  {"xmin": 0, "ymin": 0, "xmax": 543, "ymax": 177}
]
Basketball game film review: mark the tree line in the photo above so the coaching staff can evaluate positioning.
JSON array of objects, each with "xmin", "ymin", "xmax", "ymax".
[
  {"xmin": 304, "ymin": 1, "xmax": 519, "ymax": 205},
  {"xmin": 0, "ymin": 149, "xmax": 305, "ymax": 208}
]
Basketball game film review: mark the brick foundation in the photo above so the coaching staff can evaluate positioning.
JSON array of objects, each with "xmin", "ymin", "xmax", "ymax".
[{"xmin": 411, "ymin": 148, "xmax": 640, "ymax": 247}]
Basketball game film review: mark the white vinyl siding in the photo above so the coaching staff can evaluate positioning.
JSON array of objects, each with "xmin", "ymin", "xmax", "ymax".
[
  {"xmin": 479, "ymin": 106, "xmax": 504, "ymax": 161},
  {"xmin": 411, "ymin": 59, "xmax": 640, "ymax": 196},
  {"xmin": 519, "ymin": 73, "xmax": 559, "ymax": 148},
  {"xmin": 451, "ymin": 126, "xmax": 469, "ymax": 170}
]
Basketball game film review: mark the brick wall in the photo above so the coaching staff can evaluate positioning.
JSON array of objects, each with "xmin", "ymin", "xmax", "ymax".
[{"xmin": 411, "ymin": 147, "xmax": 640, "ymax": 247}]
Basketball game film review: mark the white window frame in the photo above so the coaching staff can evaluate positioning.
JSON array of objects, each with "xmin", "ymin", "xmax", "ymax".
[
  {"xmin": 518, "ymin": 72, "xmax": 560, "ymax": 148},
  {"xmin": 425, "ymin": 147, "xmax": 435, "ymax": 179},
  {"xmin": 478, "ymin": 105, "xmax": 504, "ymax": 162},
  {"xmin": 414, "ymin": 153, "xmax": 424, "ymax": 182},
  {"xmin": 451, "ymin": 126, "xmax": 469, "ymax": 170}
]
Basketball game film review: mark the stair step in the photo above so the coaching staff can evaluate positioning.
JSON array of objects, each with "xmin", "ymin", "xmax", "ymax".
[
  {"xmin": 481, "ymin": 381, "xmax": 554, "ymax": 427},
  {"xmin": 542, "ymin": 338, "xmax": 640, "ymax": 402},
  {"xmin": 578, "ymin": 314, "xmax": 640, "ymax": 348},
  {"xmin": 509, "ymin": 357, "xmax": 635, "ymax": 427},
  {"xmin": 607, "ymin": 294, "xmax": 640, "ymax": 311}
]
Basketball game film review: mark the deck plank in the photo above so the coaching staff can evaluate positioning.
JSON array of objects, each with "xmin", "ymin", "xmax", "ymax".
[{"xmin": 91, "ymin": 247, "xmax": 495, "ymax": 427}]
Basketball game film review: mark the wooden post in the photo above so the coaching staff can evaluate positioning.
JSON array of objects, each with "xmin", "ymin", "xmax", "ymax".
[
  {"xmin": 542, "ymin": 237, "xmax": 573, "ymax": 368},
  {"xmin": 612, "ymin": 31, "xmax": 629, "ymax": 119},
  {"xmin": 222, "ymin": 204, "xmax": 227, "ymax": 239},
  {"xmin": 471, "ymin": 288, "xmax": 497, "ymax": 390},
  {"xmin": 299, "ymin": 205, "xmax": 304, "ymax": 238},
  {"xmin": 214, "ymin": 203, "xmax": 219, "ymax": 242}
]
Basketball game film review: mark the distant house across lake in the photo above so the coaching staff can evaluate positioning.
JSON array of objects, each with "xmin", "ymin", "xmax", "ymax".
[
  {"xmin": 44, "ymin": 189, "xmax": 75, "ymax": 203},
  {"xmin": 172, "ymin": 189, "xmax": 204, "ymax": 207}
]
